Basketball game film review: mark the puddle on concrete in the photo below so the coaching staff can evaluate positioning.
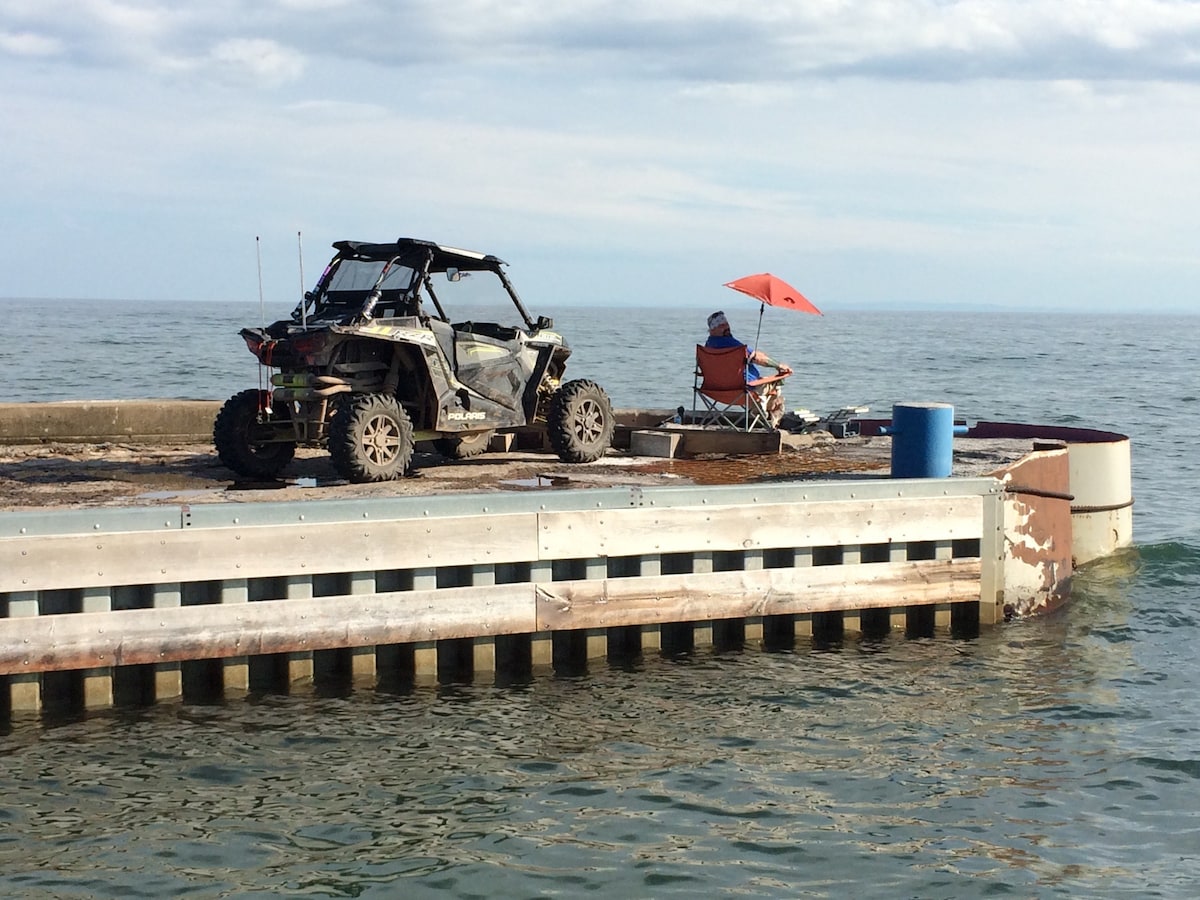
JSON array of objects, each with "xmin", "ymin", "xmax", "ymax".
[
  {"xmin": 500, "ymin": 475, "xmax": 570, "ymax": 490},
  {"xmin": 225, "ymin": 476, "xmax": 322, "ymax": 492}
]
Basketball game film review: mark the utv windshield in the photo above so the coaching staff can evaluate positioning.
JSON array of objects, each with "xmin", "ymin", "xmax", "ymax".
[
  {"xmin": 327, "ymin": 260, "xmax": 415, "ymax": 293},
  {"xmin": 306, "ymin": 258, "xmax": 419, "ymax": 322}
]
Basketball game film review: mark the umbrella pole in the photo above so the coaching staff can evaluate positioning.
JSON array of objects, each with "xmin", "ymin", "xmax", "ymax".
[{"xmin": 752, "ymin": 302, "xmax": 764, "ymax": 356}]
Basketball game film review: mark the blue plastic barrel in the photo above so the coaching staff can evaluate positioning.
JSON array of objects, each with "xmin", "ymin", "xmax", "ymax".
[{"xmin": 889, "ymin": 402, "xmax": 956, "ymax": 478}]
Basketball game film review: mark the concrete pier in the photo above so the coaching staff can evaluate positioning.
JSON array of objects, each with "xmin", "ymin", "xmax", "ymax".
[
  {"xmin": 1, "ymin": 477, "xmax": 999, "ymax": 719},
  {"xmin": 0, "ymin": 401, "xmax": 1135, "ymax": 722}
]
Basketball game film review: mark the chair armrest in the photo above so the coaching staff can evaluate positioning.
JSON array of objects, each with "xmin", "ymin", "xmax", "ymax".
[{"xmin": 747, "ymin": 372, "xmax": 790, "ymax": 388}]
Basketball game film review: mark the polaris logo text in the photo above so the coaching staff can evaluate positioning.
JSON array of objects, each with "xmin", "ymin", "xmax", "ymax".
[{"xmin": 447, "ymin": 411, "xmax": 487, "ymax": 421}]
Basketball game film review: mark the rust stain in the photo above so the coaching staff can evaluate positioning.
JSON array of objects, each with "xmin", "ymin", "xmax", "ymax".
[{"xmin": 630, "ymin": 451, "xmax": 889, "ymax": 485}]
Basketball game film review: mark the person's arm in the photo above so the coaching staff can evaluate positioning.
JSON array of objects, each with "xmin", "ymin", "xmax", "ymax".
[{"xmin": 750, "ymin": 349, "xmax": 791, "ymax": 375}]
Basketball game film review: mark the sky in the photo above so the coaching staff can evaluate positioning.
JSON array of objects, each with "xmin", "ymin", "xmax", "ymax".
[{"xmin": 2, "ymin": 1, "xmax": 1199, "ymax": 313}]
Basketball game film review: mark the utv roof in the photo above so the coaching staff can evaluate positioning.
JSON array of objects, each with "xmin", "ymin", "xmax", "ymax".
[{"xmin": 332, "ymin": 238, "xmax": 506, "ymax": 272}]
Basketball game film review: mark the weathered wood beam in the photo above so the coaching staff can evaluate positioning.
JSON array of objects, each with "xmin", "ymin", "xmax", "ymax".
[{"xmin": 0, "ymin": 559, "xmax": 980, "ymax": 676}]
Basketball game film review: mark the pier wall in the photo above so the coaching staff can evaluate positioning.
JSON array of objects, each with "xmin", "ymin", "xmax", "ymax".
[
  {"xmin": 0, "ymin": 400, "xmax": 220, "ymax": 444},
  {"xmin": 0, "ymin": 478, "xmax": 1003, "ymax": 718}
]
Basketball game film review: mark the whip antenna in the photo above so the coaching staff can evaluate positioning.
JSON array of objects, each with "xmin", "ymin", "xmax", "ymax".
[
  {"xmin": 255, "ymin": 236, "xmax": 270, "ymax": 411},
  {"xmin": 256, "ymin": 235, "xmax": 266, "ymax": 330},
  {"xmin": 297, "ymin": 230, "xmax": 307, "ymax": 328}
]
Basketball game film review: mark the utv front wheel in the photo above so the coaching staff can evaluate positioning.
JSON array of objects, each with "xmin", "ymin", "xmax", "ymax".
[
  {"xmin": 329, "ymin": 393, "xmax": 414, "ymax": 482},
  {"xmin": 434, "ymin": 430, "xmax": 494, "ymax": 460},
  {"xmin": 213, "ymin": 389, "xmax": 296, "ymax": 478},
  {"xmin": 548, "ymin": 379, "xmax": 614, "ymax": 463}
]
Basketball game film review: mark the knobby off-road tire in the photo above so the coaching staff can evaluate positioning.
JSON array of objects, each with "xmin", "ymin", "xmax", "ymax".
[
  {"xmin": 329, "ymin": 393, "xmax": 414, "ymax": 483},
  {"xmin": 213, "ymin": 388, "xmax": 296, "ymax": 478},
  {"xmin": 548, "ymin": 379, "xmax": 614, "ymax": 463},
  {"xmin": 434, "ymin": 430, "xmax": 495, "ymax": 460}
]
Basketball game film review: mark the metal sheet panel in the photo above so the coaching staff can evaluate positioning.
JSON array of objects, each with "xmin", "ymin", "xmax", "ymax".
[
  {"xmin": 0, "ymin": 513, "xmax": 540, "ymax": 592},
  {"xmin": 537, "ymin": 495, "xmax": 985, "ymax": 559}
]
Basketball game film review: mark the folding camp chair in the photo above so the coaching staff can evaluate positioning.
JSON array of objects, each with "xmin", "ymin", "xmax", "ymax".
[{"xmin": 692, "ymin": 344, "xmax": 790, "ymax": 431}]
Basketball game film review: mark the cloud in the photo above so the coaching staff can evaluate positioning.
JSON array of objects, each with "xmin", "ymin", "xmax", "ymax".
[
  {"xmin": 208, "ymin": 37, "xmax": 305, "ymax": 86},
  {"xmin": 4, "ymin": 1, "xmax": 1200, "ymax": 85},
  {"xmin": 2, "ymin": 2, "xmax": 1199, "ymax": 310},
  {"xmin": 0, "ymin": 30, "xmax": 63, "ymax": 57}
]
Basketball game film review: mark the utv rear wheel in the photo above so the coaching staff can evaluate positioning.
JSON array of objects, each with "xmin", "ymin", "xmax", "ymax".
[
  {"xmin": 213, "ymin": 388, "xmax": 296, "ymax": 478},
  {"xmin": 329, "ymin": 393, "xmax": 414, "ymax": 483},
  {"xmin": 434, "ymin": 430, "xmax": 494, "ymax": 460},
  {"xmin": 548, "ymin": 379, "xmax": 614, "ymax": 463}
]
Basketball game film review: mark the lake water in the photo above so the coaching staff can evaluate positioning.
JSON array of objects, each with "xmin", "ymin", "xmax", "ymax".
[{"xmin": 1, "ymin": 298, "xmax": 1198, "ymax": 897}]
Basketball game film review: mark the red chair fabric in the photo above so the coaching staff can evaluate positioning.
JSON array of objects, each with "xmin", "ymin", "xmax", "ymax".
[{"xmin": 693, "ymin": 344, "xmax": 788, "ymax": 431}]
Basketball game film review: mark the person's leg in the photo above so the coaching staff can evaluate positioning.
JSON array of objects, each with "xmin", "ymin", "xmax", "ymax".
[{"xmin": 763, "ymin": 385, "xmax": 785, "ymax": 427}]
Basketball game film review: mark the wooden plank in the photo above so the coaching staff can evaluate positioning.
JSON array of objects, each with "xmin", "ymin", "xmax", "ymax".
[
  {"xmin": 5, "ymin": 591, "xmax": 40, "ymax": 712},
  {"xmin": 81, "ymin": 585, "xmax": 114, "ymax": 708},
  {"xmin": 0, "ymin": 512, "xmax": 539, "ymax": 593},
  {"xmin": 153, "ymin": 583, "xmax": 183, "ymax": 700},
  {"xmin": 535, "ymin": 560, "xmax": 982, "ymax": 631},
  {"xmin": 0, "ymin": 583, "xmax": 538, "ymax": 676},
  {"xmin": 537, "ymin": 496, "xmax": 984, "ymax": 559}
]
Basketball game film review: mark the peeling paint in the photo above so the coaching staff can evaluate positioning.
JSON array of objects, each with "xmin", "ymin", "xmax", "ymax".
[{"xmin": 995, "ymin": 447, "xmax": 1073, "ymax": 618}]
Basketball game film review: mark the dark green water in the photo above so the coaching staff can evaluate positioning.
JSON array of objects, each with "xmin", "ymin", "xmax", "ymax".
[{"xmin": 1, "ymin": 304, "xmax": 1197, "ymax": 896}]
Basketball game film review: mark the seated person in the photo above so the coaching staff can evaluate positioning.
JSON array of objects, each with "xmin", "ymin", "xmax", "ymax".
[{"xmin": 705, "ymin": 310, "xmax": 792, "ymax": 425}]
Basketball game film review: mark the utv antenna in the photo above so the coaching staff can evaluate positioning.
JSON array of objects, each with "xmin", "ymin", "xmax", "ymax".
[
  {"xmin": 256, "ymin": 235, "xmax": 266, "ymax": 330},
  {"xmin": 297, "ymin": 230, "xmax": 307, "ymax": 329},
  {"xmin": 255, "ymin": 235, "xmax": 270, "ymax": 412}
]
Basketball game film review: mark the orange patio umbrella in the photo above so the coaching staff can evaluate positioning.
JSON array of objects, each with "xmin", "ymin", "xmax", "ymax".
[
  {"xmin": 723, "ymin": 272, "xmax": 822, "ymax": 352},
  {"xmin": 723, "ymin": 273, "xmax": 822, "ymax": 316}
]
